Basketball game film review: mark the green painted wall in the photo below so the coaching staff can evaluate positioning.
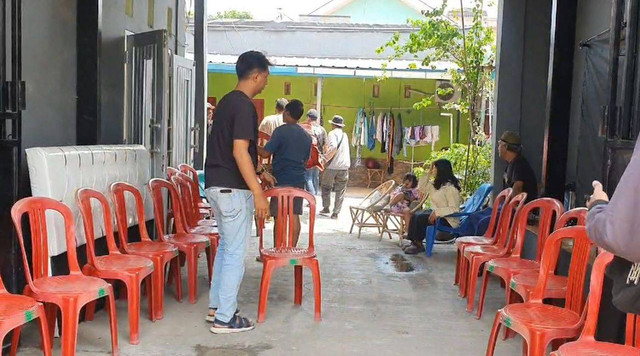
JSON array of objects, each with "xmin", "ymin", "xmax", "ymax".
[
  {"xmin": 334, "ymin": 0, "xmax": 423, "ymax": 24},
  {"xmin": 208, "ymin": 73, "xmax": 470, "ymax": 164}
]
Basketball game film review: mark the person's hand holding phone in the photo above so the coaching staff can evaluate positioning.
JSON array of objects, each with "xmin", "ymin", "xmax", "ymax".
[{"xmin": 587, "ymin": 180, "xmax": 609, "ymax": 209}]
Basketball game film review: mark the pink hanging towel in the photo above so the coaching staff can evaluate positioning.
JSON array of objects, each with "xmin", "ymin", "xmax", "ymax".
[{"xmin": 423, "ymin": 126, "xmax": 432, "ymax": 145}]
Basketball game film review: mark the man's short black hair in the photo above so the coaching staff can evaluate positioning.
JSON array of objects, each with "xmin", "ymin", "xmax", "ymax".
[
  {"xmin": 235, "ymin": 51, "xmax": 271, "ymax": 80},
  {"xmin": 285, "ymin": 99, "xmax": 304, "ymax": 121}
]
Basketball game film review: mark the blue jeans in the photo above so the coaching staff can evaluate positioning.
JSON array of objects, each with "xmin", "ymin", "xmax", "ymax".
[
  {"xmin": 205, "ymin": 187, "xmax": 254, "ymax": 323},
  {"xmin": 305, "ymin": 168, "xmax": 320, "ymax": 195}
]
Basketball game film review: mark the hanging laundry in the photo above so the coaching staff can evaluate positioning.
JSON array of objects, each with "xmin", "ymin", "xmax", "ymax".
[
  {"xmin": 360, "ymin": 112, "xmax": 368, "ymax": 147},
  {"xmin": 393, "ymin": 113, "xmax": 403, "ymax": 157},
  {"xmin": 431, "ymin": 125, "xmax": 440, "ymax": 150},
  {"xmin": 404, "ymin": 127, "xmax": 413, "ymax": 147},
  {"xmin": 413, "ymin": 126, "xmax": 421, "ymax": 143},
  {"xmin": 380, "ymin": 113, "xmax": 387, "ymax": 153},
  {"xmin": 387, "ymin": 113, "xmax": 395, "ymax": 174},
  {"xmin": 367, "ymin": 114, "xmax": 376, "ymax": 150},
  {"xmin": 376, "ymin": 112, "xmax": 384, "ymax": 143}
]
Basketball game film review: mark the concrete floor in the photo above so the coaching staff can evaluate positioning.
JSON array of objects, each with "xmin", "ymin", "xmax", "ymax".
[{"xmin": 16, "ymin": 189, "xmax": 521, "ymax": 355}]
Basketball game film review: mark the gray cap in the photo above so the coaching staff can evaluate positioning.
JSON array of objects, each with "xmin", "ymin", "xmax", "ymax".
[
  {"xmin": 307, "ymin": 109, "xmax": 319, "ymax": 120},
  {"xmin": 275, "ymin": 98, "xmax": 289, "ymax": 110}
]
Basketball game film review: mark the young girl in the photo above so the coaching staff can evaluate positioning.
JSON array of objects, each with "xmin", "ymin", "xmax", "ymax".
[{"xmin": 388, "ymin": 173, "xmax": 420, "ymax": 214}]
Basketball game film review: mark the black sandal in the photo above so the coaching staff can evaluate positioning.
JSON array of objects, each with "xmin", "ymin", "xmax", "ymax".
[
  {"xmin": 205, "ymin": 308, "xmax": 240, "ymax": 323},
  {"xmin": 210, "ymin": 314, "xmax": 255, "ymax": 334}
]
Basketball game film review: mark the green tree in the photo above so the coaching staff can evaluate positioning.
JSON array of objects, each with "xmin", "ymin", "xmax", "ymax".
[
  {"xmin": 378, "ymin": 0, "xmax": 495, "ymax": 189},
  {"xmin": 213, "ymin": 10, "xmax": 253, "ymax": 20}
]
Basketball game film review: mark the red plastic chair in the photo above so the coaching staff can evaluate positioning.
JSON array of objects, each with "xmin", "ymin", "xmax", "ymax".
[
  {"xmin": 148, "ymin": 178, "xmax": 213, "ymax": 303},
  {"xmin": 461, "ymin": 192, "xmax": 527, "ymax": 312},
  {"xmin": 485, "ymin": 226, "xmax": 595, "ymax": 356},
  {"xmin": 10, "ymin": 197, "xmax": 118, "ymax": 355},
  {"xmin": 455, "ymin": 188, "xmax": 512, "ymax": 290},
  {"xmin": 0, "ymin": 273, "xmax": 52, "ymax": 356},
  {"xmin": 171, "ymin": 173, "xmax": 220, "ymax": 247},
  {"xmin": 169, "ymin": 166, "xmax": 212, "ymax": 222},
  {"xmin": 458, "ymin": 191, "xmax": 523, "ymax": 299},
  {"xmin": 508, "ymin": 208, "xmax": 589, "ymax": 303},
  {"xmin": 475, "ymin": 198, "xmax": 564, "ymax": 319},
  {"xmin": 76, "ymin": 188, "xmax": 154, "ymax": 345},
  {"xmin": 624, "ymin": 314, "xmax": 640, "ymax": 348},
  {"xmin": 549, "ymin": 251, "xmax": 640, "ymax": 355},
  {"xmin": 257, "ymin": 188, "xmax": 321, "ymax": 323},
  {"xmin": 111, "ymin": 182, "xmax": 182, "ymax": 321},
  {"xmin": 178, "ymin": 163, "xmax": 213, "ymax": 213}
]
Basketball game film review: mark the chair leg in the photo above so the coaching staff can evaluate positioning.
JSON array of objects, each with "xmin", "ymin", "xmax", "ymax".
[
  {"xmin": 84, "ymin": 300, "xmax": 97, "ymax": 321},
  {"xmin": 104, "ymin": 285, "xmax": 119, "ymax": 355},
  {"xmin": 459, "ymin": 256, "xmax": 469, "ymax": 298},
  {"xmin": 454, "ymin": 249, "xmax": 461, "ymax": 286},
  {"xmin": 186, "ymin": 247, "xmax": 199, "ymax": 304},
  {"xmin": 44, "ymin": 303, "xmax": 57, "ymax": 345},
  {"xmin": 10, "ymin": 327, "xmax": 21, "ymax": 356},
  {"xmin": 526, "ymin": 334, "xmax": 549, "ymax": 356},
  {"xmin": 294, "ymin": 265, "xmax": 303, "ymax": 306},
  {"xmin": 466, "ymin": 258, "xmax": 483, "ymax": 313},
  {"xmin": 37, "ymin": 306, "xmax": 53, "ymax": 356},
  {"xmin": 124, "ymin": 279, "xmax": 141, "ymax": 345},
  {"xmin": 257, "ymin": 261, "xmax": 276, "ymax": 323},
  {"xmin": 476, "ymin": 267, "xmax": 493, "ymax": 320},
  {"xmin": 171, "ymin": 257, "xmax": 183, "ymax": 303},
  {"xmin": 151, "ymin": 261, "xmax": 166, "ymax": 321},
  {"xmin": 144, "ymin": 275, "xmax": 154, "ymax": 322},
  {"xmin": 60, "ymin": 303, "xmax": 80, "ymax": 356},
  {"xmin": 311, "ymin": 259, "xmax": 322, "ymax": 321},
  {"xmin": 485, "ymin": 313, "xmax": 502, "ymax": 356}
]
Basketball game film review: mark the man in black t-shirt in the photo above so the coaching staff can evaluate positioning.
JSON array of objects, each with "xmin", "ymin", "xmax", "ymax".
[
  {"xmin": 498, "ymin": 131, "xmax": 538, "ymax": 202},
  {"xmin": 204, "ymin": 51, "xmax": 275, "ymax": 334}
]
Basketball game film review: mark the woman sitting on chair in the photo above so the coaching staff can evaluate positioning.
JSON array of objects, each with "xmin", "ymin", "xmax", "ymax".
[{"xmin": 404, "ymin": 159, "xmax": 462, "ymax": 255}]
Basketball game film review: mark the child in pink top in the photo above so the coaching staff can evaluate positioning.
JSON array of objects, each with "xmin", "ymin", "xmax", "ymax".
[{"xmin": 388, "ymin": 173, "xmax": 420, "ymax": 214}]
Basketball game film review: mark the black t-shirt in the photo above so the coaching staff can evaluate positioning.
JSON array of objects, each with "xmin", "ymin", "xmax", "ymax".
[
  {"xmin": 205, "ymin": 90, "xmax": 258, "ymax": 190},
  {"xmin": 504, "ymin": 155, "xmax": 538, "ymax": 202}
]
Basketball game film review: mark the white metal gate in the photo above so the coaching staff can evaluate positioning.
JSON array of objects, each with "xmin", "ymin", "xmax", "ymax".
[{"xmin": 170, "ymin": 55, "xmax": 197, "ymax": 167}]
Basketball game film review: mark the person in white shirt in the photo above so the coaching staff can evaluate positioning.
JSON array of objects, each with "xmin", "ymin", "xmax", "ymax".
[
  {"xmin": 320, "ymin": 115, "xmax": 351, "ymax": 219},
  {"xmin": 258, "ymin": 98, "xmax": 288, "ymax": 136}
]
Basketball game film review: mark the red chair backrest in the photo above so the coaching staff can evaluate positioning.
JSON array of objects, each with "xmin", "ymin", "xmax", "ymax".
[
  {"xmin": 531, "ymin": 226, "xmax": 595, "ymax": 314},
  {"xmin": 178, "ymin": 163, "xmax": 204, "ymax": 207},
  {"xmin": 166, "ymin": 166, "xmax": 180, "ymax": 180},
  {"xmin": 625, "ymin": 314, "xmax": 640, "ymax": 347},
  {"xmin": 574, "ymin": 251, "xmax": 615, "ymax": 343},
  {"xmin": 171, "ymin": 172, "xmax": 200, "ymax": 228},
  {"xmin": 148, "ymin": 178, "xmax": 189, "ymax": 236},
  {"xmin": 110, "ymin": 182, "xmax": 153, "ymax": 245},
  {"xmin": 484, "ymin": 188, "xmax": 512, "ymax": 238},
  {"xmin": 11, "ymin": 197, "xmax": 83, "ymax": 287},
  {"xmin": 491, "ymin": 192, "xmax": 527, "ymax": 248},
  {"xmin": 76, "ymin": 188, "xmax": 122, "ymax": 264},
  {"xmin": 260, "ymin": 188, "xmax": 316, "ymax": 251},
  {"xmin": 509, "ymin": 198, "xmax": 564, "ymax": 259},
  {"xmin": 554, "ymin": 208, "xmax": 588, "ymax": 230}
]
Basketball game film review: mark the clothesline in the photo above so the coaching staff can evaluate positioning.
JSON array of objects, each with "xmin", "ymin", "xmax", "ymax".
[{"xmin": 321, "ymin": 104, "xmax": 440, "ymax": 111}]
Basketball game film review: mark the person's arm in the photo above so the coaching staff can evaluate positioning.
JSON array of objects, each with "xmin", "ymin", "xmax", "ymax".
[
  {"xmin": 511, "ymin": 181, "xmax": 524, "ymax": 196},
  {"xmin": 233, "ymin": 140, "xmax": 269, "ymax": 219},
  {"xmin": 587, "ymin": 141, "xmax": 640, "ymax": 261},
  {"xmin": 259, "ymin": 130, "xmax": 279, "ymax": 158},
  {"xmin": 323, "ymin": 131, "xmax": 338, "ymax": 161}
]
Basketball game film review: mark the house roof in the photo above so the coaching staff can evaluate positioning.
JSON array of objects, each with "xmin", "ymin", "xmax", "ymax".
[
  {"xmin": 309, "ymin": 0, "xmax": 435, "ymax": 16},
  {"xmin": 190, "ymin": 53, "xmax": 455, "ymax": 80}
]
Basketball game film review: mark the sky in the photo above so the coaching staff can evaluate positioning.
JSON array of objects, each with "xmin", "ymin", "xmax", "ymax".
[{"xmin": 193, "ymin": 0, "xmax": 498, "ymax": 21}]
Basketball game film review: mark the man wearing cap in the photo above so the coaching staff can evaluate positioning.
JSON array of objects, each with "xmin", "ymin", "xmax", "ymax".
[
  {"xmin": 320, "ymin": 115, "xmax": 350, "ymax": 219},
  {"xmin": 498, "ymin": 131, "xmax": 538, "ymax": 202},
  {"xmin": 300, "ymin": 109, "xmax": 327, "ymax": 195},
  {"xmin": 207, "ymin": 102, "xmax": 215, "ymax": 135},
  {"xmin": 258, "ymin": 98, "xmax": 288, "ymax": 137}
]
